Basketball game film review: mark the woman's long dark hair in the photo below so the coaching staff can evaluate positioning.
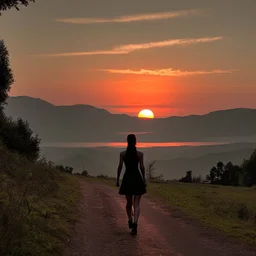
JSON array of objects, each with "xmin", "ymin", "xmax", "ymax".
[{"xmin": 125, "ymin": 133, "xmax": 137, "ymax": 160}]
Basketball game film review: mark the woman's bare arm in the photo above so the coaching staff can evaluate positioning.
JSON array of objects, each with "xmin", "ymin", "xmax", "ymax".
[
  {"xmin": 139, "ymin": 152, "xmax": 146, "ymax": 182},
  {"xmin": 117, "ymin": 152, "xmax": 123, "ymax": 182}
]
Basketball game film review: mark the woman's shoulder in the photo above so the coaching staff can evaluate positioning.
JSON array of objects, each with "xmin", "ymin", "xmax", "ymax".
[
  {"xmin": 136, "ymin": 150, "xmax": 143, "ymax": 157},
  {"xmin": 120, "ymin": 150, "xmax": 126, "ymax": 156}
]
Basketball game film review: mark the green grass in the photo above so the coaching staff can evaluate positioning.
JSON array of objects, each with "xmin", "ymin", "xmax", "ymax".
[
  {"xmin": 95, "ymin": 177, "xmax": 256, "ymax": 246},
  {"xmin": 0, "ymin": 144, "xmax": 80, "ymax": 256},
  {"xmin": 149, "ymin": 182, "xmax": 256, "ymax": 246}
]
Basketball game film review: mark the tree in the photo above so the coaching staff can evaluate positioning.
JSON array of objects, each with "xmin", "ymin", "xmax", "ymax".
[
  {"xmin": 82, "ymin": 170, "xmax": 89, "ymax": 176},
  {"xmin": 65, "ymin": 166, "xmax": 73, "ymax": 174},
  {"xmin": 146, "ymin": 160, "xmax": 156, "ymax": 180},
  {"xmin": 216, "ymin": 161, "xmax": 224, "ymax": 183},
  {"xmin": 0, "ymin": 116, "xmax": 41, "ymax": 161},
  {"xmin": 230, "ymin": 165, "xmax": 242, "ymax": 186},
  {"xmin": 179, "ymin": 170, "xmax": 192, "ymax": 183},
  {"xmin": 222, "ymin": 161, "xmax": 233, "ymax": 185},
  {"xmin": 192, "ymin": 175, "xmax": 202, "ymax": 183},
  {"xmin": 0, "ymin": 42, "xmax": 41, "ymax": 160},
  {"xmin": 0, "ymin": 0, "xmax": 35, "ymax": 15},
  {"xmin": 0, "ymin": 40, "xmax": 14, "ymax": 109},
  {"xmin": 206, "ymin": 166, "xmax": 218, "ymax": 184},
  {"xmin": 185, "ymin": 170, "xmax": 192, "ymax": 182},
  {"xmin": 242, "ymin": 149, "xmax": 256, "ymax": 186},
  {"xmin": 0, "ymin": 1, "xmax": 41, "ymax": 162},
  {"xmin": 223, "ymin": 162, "xmax": 242, "ymax": 186}
]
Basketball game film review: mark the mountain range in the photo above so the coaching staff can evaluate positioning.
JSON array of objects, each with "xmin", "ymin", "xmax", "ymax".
[{"xmin": 4, "ymin": 96, "xmax": 256, "ymax": 143}]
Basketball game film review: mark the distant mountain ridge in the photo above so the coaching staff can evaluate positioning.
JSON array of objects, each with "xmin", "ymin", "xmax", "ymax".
[
  {"xmin": 6, "ymin": 96, "xmax": 256, "ymax": 118},
  {"xmin": 4, "ymin": 96, "xmax": 256, "ymax": 142}
]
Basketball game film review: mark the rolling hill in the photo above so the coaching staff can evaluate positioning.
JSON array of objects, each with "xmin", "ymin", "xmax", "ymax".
[{"xmin": 4, "ymin": 96, "xmax": 256, "ymax": 143}]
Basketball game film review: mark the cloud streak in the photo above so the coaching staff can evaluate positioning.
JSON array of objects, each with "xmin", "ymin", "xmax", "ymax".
[
  {"xmin": 37, "ymin": 50, "xmax": 127, "ymax": 57},
  {"xmin": 37, "ymin": 36, "xmax": 222, "ymax": 57},
  {"xmin": 102, "ymin": 68, "xmax": 238, "ymax": 77},
  {"xmin": 114, "ymin": 37, "xmax": 222, "ymax": 52},
  {"xmin": 55, "ymin": 9, "xmax": 202, "ymax": 24}
]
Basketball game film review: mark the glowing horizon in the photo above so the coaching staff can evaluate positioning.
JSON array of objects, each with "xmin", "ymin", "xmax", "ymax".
[{"xmin": 1, "ymin": 1, "xmax": 255, "ymax": 117}]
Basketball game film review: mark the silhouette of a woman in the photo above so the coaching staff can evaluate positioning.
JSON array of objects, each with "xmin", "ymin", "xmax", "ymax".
[{"xmin": 116, "ymin": 134, "xmax": 147, "ymax": 234}]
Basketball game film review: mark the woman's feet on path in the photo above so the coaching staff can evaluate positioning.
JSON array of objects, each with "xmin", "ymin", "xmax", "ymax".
[
  {"xmin": 128, "ymin": 219, "xmax": 133, "ymax": 229},
  {"xmin": 130, "ymin": 222, "xmax": 138, "ymax": 235}
]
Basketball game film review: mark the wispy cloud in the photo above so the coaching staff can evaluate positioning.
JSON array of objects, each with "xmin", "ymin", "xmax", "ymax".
[
  {"xmin": 37, "ymin": 36, "xmax": 222, "ymax": 57},
  {"xmin": 37, "ymin": 50, "xmax": 127, "ymax": 57},
  {"xmin": 102, "ymin": 68, "xmax": 238, "ymax": 77},
  {"xmin": 55, "ymin": 9, "xmax": 202, "ymax": 24},
  {"xmin": 114, "ymin": 37, "xmax": 222, "ymax": 52}
]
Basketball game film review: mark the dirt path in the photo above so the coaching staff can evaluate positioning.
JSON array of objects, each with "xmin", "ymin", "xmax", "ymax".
[{"xmin": 65, "ymin": 181, "xmax": 255, "ymax": 256}]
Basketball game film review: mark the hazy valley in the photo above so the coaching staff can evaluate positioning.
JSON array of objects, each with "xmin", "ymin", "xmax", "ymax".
[
  {"xmin": 40, "ymin": 143, "xmax": 256, "ymax": 179},
  {"xmin": 4, "ymin": 96, "xmax": 256, "ymax": 179}
]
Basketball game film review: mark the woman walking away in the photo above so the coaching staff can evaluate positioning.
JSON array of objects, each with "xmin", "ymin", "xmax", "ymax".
[{"xmin": 116, "ymin": 134, "xmax": 147, "ymax": 235}]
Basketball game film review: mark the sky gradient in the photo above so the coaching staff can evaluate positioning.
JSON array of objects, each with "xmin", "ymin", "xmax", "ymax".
[{"xmin": 0, "ymin": 0, "xmax": 256, "ymax": 117}]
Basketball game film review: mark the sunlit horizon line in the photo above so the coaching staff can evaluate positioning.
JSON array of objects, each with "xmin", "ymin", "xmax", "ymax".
[
  {"xmin": 102, "ymin": 68, "xmax": 238, "ymax": 77},
  {"xmin": 55, "ymin": 9, "xmax": 203, "ymax": 24},
  {"xmin": 41, "ymin": 141, "xmax": 228, "ymax": 148},
  {"xmin": 116, "ymin": 132, "xmax": 153, "ymax": 135},
  {"xmin": 36, "ymin": 36, "xmax": 223, "ymax": 57},
  {"xmin": 101, "ymin": 104, "xmax": 177, "ymax": 108}
]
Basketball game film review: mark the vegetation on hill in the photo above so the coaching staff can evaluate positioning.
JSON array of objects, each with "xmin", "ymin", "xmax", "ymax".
[
  {"xmin": 0, "ymin": 1, "xmax": 40, "ymax": 161},
  {"xmin": 179, "ymin": 150, "xmax": 256, "ymax": 187},
  {"xmin": 0, "ymin": 113, "xmax": 41, "ymax": 161},
  {"xmin": 0, "ymin": 144, "xmax": 79, "ymax": 255},
  {"xmin": 0, "ymin": 2, "xmax": 80, "ymax": 255},
  {"xmin": 0, "ymin": 37, "xmax": 40, "ymax": 162},
  {"xmin": 0, "ymin": 42, "xmax": 79, "ymax": 254}
]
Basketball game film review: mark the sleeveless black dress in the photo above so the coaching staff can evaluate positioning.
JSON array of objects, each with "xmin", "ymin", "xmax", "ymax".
[{"xmin": 119, "ymin": 151, "xmax": 147, "ymax": 196}]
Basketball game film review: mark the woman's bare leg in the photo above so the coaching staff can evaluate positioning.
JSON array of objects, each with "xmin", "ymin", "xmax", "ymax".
[
  {"xmin": 125, "ymin": 195, "xmax": 133, "ymax": 220},
  {"xmin": 133, "ymin": 195, "xmax": 142, "ymax": 223}
]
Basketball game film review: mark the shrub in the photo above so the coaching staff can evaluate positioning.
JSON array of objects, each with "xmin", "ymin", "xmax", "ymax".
[
  {"xmin": 56, "ymin": 165, "xmax": 73, "ymax": 174},
  {"xmin": 0, "ymin": 115, "xmax": 40, "ymax": 162},
  {"xmin": 82, "ymin": 170, "xmax": 89, "ymax": 176}
]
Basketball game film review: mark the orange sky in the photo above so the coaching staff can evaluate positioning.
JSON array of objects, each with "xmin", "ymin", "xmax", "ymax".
[{"xmin": 1, "ymin": 0, "xmax": 256, "ymax": 117}]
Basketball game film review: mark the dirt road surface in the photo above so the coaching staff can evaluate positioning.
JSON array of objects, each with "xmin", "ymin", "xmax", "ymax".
[{"xmin": 65, "ymin": 181, "xmax": 256, "ymax": 256}]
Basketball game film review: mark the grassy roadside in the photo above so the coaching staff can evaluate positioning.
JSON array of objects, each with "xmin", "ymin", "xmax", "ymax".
[
  {"xmin": 0, "ymin": 145, "xmax": 81, "ymax": 256},
  {"xmin": 148, "ymin": 182, "xmax": 256, "ymax": 246},
  {"xmin": 94, "ymin": 177, "xmax": 256, "ymax": 246}
]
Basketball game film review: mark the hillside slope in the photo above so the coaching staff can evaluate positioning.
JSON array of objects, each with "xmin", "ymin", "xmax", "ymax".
[{"xmin": 0, "ymin": 144, "xmax": 79, "ymax": 256}]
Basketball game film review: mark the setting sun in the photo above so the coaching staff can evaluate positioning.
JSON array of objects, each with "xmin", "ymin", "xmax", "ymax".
[{"xmin": 138, "ymin": 109, "xmax": 155, "ymax": 118}]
